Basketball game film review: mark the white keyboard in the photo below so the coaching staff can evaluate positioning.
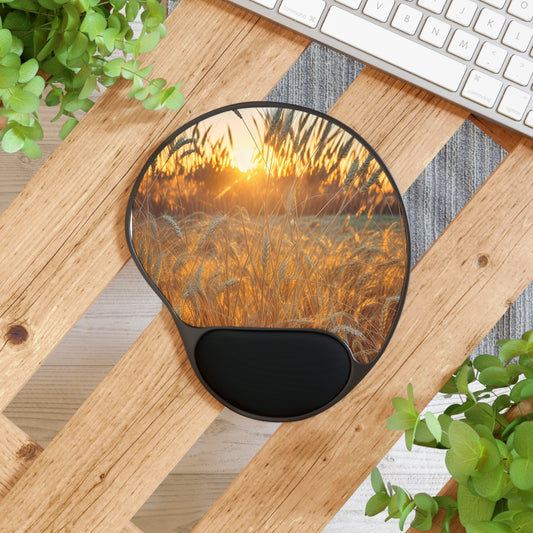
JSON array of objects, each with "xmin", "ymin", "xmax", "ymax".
[{"xmin": 225, "ymin": 0, "xmax": 533, "ymax": 138}]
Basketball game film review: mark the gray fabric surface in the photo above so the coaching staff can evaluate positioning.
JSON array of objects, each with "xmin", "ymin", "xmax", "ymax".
[{"xmin": 168, "ymin": 2, "xmax": 532, "ymax": 354}]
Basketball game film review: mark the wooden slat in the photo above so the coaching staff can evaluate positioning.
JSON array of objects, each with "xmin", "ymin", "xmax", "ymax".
[
  {"xmin": 0, "ymin": 61, "xmax": 471, "ymax": 533},
  {"xmin": 329, "ymin": 68, "xmax": 468, "ymax": 189},
  {"xmin": 0, "ymin": 0, "xmax": 309, "ymax": 412},
  {"xmin": 193, "ymin": 138, "xmax": 533, "ymax": 532},
  {"xmin": 0, "ymin": 415, "xmax": 144, "ymax": 533},
  {"xmin": 0, "ymin": 310, "xmax": 222, "ymax": 531}
]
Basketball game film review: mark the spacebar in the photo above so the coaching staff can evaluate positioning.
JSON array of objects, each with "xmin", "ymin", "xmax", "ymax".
[{"xmin": 321, "ymin": 6, "xmax": 466, "ymax": 92}]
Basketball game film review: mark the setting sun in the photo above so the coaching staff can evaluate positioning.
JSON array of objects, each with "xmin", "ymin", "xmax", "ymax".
[{"xmin": 232, "ymin": 145, "xmax": 256, "ymax": 173}]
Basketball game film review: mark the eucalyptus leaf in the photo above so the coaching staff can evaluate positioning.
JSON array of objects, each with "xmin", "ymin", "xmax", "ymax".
[
  {"xmin": 1, "ymin": 127, "xmax": 25, "ymax": 152},
  {"xmin": 499, "ymin": 340, "xmax": 528, "ymax": 363},
  {"xmin": 510, "ymin": 458, "xmax": 533, "ymax": 490},
  {"xmin": 474, "ymin": 354, "xmax": 504, "ymax": 371},
  {"xmin": 514, "ymin": 422, "xmax": 533, "ymax": 457},
  {"xmin": 0, "ymin": 27, "xmax": 13, "ymax": 56},
  {"xmin": 371, "ymin": 468, "xmax": 386, "ymax": 494},
  {"xmin": 59, "ymin": 117, "xmax": 78, "ymax": 139},
  {"xmin": 457, "ymin": 483, "xmax": 496, "ymax": 525},
  {"xmin": 479, "ymin": 366, "xmax": 510, "ymax": 388},
  {"xmin": 0, "ymin": 64, "xmax": 18, "ymax": 88},
  {"xmin": 365, "ymin": 492, "xmax": 390, "ymax": 516},
  {"xmin": 10, "ymin": 88, "xmax": 39, "ymax": 113},
  {"xmin": 423, "ymin": 411, "xmax": 442, "ymax": 443},
  {"xmin": 18, "ymin": 58, "xmax": 38, "ymax": 83},
  {"xmin": 20, "ymin": 137, "xmax": 42, "ymax": 158}
]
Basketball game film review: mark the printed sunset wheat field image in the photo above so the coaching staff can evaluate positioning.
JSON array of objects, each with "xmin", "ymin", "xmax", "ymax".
[{"xmin": 130, "ymin": 104, "xmax": 409, "ymax": 364}]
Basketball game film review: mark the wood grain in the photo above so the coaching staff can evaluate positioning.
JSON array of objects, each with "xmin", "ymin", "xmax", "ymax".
[
  {"xmin": 0, "ymin": 414, "xmax": 143, "ymax": 532},
  {"xmin": 193, "ymin": 138, "xmax": 533, "ymax": 532},
  {"xmin": 0, "ymin": 309, "xmax": 222, "ymax": 531},
  {"xmin": 0, "ymin": 0, "xmax": 309, "ymax": 412}
]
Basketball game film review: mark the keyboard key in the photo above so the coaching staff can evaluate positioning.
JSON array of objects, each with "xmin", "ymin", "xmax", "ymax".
[
  {"xmin": 448, "ymin": 29, "xmax": 479, "ymax": 60},
  {"xmin": 446, "ymin": 0, "xmax": 477, "ymax": 26},
  {"xmin": 497, "ymin": 86, "xmax": 530, "ymax": 120},
  {"xmin": 462, "ymin": 69, "xmax": 502, "ymax": 107},
  {"xmin": 480, "ymin": 0, "xmax": 505, "ymax": 7},
  {"xmin": 321, "ymin": 6, "xmax": 466, "ymax": 91},
  {"xmin": 363, "ymin": 0, "xmax": 395, "ymax": 22},
  {"xmin": 279, "ymin": 0, "xmax": 325, "ymax": 27},
  {"xmin": 250, "ymin": 0, "xmax": 277, "ymax": 7},
  {"xmin": 504, "ymin": 55, "xmax": 533, "ymax": 85},
  {"xmin": 502, "ymin": 21, "xmax": 533, "ymax": 52},
  {"xmin": 508, "ymin": 0, "xmax": 533, "ymax": 21},
  {"xmin": 525, "ymin": 111, "xmax": 533, "ymax": 127},
  {"xmin": 392, "ymin": 4, "xmax": 423, "ymax": 34},
  {"xmin": 418, "ymin": 0, "xmax": 447, "ymax": 14},
  {"xmin": 474, "ymin": 8, "xmax": 506, "ymax": 39},
  {"xmin": 476, "ymin": 42, "xmax": 507, "ymax": 72},
  {"xmin": 420, "ymin": 16, "xmax": 451, "ymax": 47},
  {"xmin": 336, "ymin": 0, "xmax": 362, "ymax": 8}
]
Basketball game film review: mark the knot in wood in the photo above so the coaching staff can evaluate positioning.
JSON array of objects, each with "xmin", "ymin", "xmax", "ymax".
[
  {"xmin": 17, "ymin": 442, "xmax": 40, "ymax": 462},
  {"xmin": 6, "ymin": 325, "xmax": 28, "ymax": 345},
  {"xmin": 477, "ymin": 254, "xmax": 489, "ymax": 268}
]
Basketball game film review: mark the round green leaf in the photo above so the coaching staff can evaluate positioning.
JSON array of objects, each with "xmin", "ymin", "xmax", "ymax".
[
  {"xmin": 139, "ymin": 31, "xmax": 159, "ymax": 53},
  {"xmin": 457, "ymin": 483, "xmax": 496, "ymax": 526},
  {"xmin": 510, "ymin": 458, "xmax": 533, "ymax": 490},
  {"xmin": 162, "ymin": 86, "xmax": 184, "ymax": 111},
  {"xmin": 82, "ymin": 11, "xmax": 107, "ymax": 40},
  {"xmin": 0, "ymin": 65, "xmax": 18, "ymax": 88},
  {"xmin": 59, "ymin": 118, "xmax": 78, "ymax": 140},
  {"xmin": 479, "ymin": 366, "xmax": 510, "ymax": 388},
  {"xmin": 472, "ymin": 463, "xmax": 504, "ymax": 501},
  {"xmin": 0, "ymin": 28, "xmax": 13, "ymax": 56},
  {"xmin": 1, "ymin": 127, "xmax": 25, "ymax": 153},
  {"xmin": 79, "ymin": 76, "xmax": 97, "ymax": 100},
  {"xmin": 478, "ymin": 437, "xmax": 501, "ymax": 473},
  {"xmin": 514, "ymin": 511, "xmax": 533, "ymax": 533},
  {"xmin": 474, "ymin": 354, "xmax": 504, "ymax": 371},
  {"xmin": 103, "ymin": 57, "xmax": 123, "ymax": 78},
  {"xmin": 18, "ymin": 58, "xmax": 39, "ymax": 84},
  {"xmin": 387, "ymin": 411, "xmax": 418, "ymax": 431},
  {"xmin": 10, "ymin": 89, "xmax": 40, "ymax": 113},
  {"xmin": 399, "ymin": 500, "xmax": 416, "ymax": 530},
  {"xmin": 465, "ymin": 404, "xmax": 496, "ymax": 430},
  {"xmin": 499, "ymin": 339, "xmax": 528, "ymax": 362},
  {"xmin": 514, "ymin": 422, "xmax": 533, "ymax": 458},
  {"xmin": 493, "ymin": 394, "xmax": 511, "ymax": 413},
  {"xmin": 365, "ymin": 492, "xmax": 390, "ymax": 517},
  {"xmin": 424, "ymin": 411, "xmax": 442, "ymax": 443},
  {"xmin": 21, "ymin": 138, "xmax": 42, "ymax": 159},
  {"xmin": 370, "ymin": 468, "xmax": 386, "ymax": 494},
  {"xmin": 23, "ymin": 75, "xmax": 46, "ymax": 97}
]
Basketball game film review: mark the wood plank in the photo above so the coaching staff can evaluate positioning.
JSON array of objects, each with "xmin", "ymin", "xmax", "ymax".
[
  {"xmin": 193, "ymin": 138, "xmax": 533, "ymax": 532},
  {"xmin": 0, "ymin": 0, "xmax": 309, "ymax": 412},
  {"xmin": 0, "ymin": 309, "xmax": 221, "ymax": 531},
  {"xmin": 0, "ymin": 414, "xmax": 142, "ymax": 533},
  {"xmin": 329, "ymin": 68, "xmax": 468, "ymax": 190}
]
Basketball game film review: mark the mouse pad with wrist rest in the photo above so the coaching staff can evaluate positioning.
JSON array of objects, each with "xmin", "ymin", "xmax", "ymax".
[{"xmin": 126, "ymin": 102, "xmax": 410, "ymax": 421}]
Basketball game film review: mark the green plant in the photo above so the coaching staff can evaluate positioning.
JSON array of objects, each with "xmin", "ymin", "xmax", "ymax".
[
  {"xmin": 0, "ymin": 0, "xmax": 184, "ymax": 158},
  {"xmin": 366, "ymin": 330, "xmax": 533, "ymax": 533}
]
